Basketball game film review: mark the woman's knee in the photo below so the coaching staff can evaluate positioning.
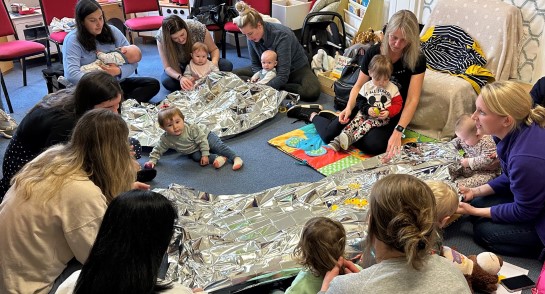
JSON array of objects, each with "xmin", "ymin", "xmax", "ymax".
[
  {"xmin": 219, "ymin": 59, "xmax": 233, "ymax": 72},
  {"xmin": 160, "ymin": 72, "xmax": 180, "ymax": 92}
]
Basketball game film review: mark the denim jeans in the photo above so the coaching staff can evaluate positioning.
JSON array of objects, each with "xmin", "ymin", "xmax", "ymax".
[
  {"xmin": 188, "ymin": 132, "xmax": 237, "ymax": 163},
  {"xmin": 160, "ymin": 59, "xmax": 234, "ymax": 92},
  {"xmin": 471, "ymin": 193, "xmax": 543, "ymax": 259}
]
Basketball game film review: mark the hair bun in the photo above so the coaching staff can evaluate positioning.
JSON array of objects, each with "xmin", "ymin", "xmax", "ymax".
[{"xmin": 235, "ymin": 1, "xmax": 247, "ymax": 14}]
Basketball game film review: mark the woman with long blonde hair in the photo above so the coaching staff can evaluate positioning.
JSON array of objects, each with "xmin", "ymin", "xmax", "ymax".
[
  {"xmin": 0, "ymin": 109, "xmax": 136, "ymax": 294},
  {"xmin": 312, "ymin": 10, "xmax": 426, "ymax": 158},
  {"xmin": 458, "ymin": 80, "xmax": 545, "ymax": 260}
]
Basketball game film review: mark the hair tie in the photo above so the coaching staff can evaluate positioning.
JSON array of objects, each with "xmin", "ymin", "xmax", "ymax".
[
  {"xmin": 160, "ymin": 103, "xmax": 171, "ymax": 109},
  {"xmin": 417, "ymin": 240, "xmax": 426, "ymax": 250}
]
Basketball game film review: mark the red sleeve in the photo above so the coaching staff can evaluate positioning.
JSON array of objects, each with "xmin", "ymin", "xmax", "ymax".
[{"xmin": 387, "ymin": 94, "xmax": 403, "ymax": 117}]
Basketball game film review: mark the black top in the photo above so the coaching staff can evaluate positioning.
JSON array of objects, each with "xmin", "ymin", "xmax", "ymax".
[
  {"xmin": 359, "ymin": 44, "xmax": 427, "ymax": 107},
  {"xmin": 15, "ymin": 107, "xmax": 77, "ymax": 153}
]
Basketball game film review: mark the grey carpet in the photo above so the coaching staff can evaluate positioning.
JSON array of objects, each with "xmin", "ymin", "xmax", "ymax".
[{"xmin": 0, "ymin": 40, "xmax": 541, "ymax": 289}]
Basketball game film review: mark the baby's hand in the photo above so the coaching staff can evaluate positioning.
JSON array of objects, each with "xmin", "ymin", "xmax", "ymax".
[
  {"xmin": 378, "ymin": 110, "xmax": 389, "ymax": 120},
  {"xmin": 368, "ymin": 107, "xmax": 380, "ymax": 117},
  {"xmin": 144, "ymin": 162, "xmax": 155, "ymax": 169},
  {"xmin": 200, "ymin": 156, "xmax": 209, "ymax": 166},
  {"xmin": 460, "ymin": 158, "xmax": 469, "ymax": 168}
]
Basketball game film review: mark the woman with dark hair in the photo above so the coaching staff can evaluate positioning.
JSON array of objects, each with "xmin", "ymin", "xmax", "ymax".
[
  {"xmin": 0, "ymin": 71, "xmax": 124, "ymax": 199},
  {"xmin": 231, "ymin": 1, "xmax": 320, "ymax": 102},
  {"xmin": 157, "ymin": 15, "xmax": 233, "ymax": 91},
  {"xmin": 63, "ymin": 0, "xmax": 160, "ymax": 103},
  {"xmin": 0, "ymin": 109, "xmax": 137, "ymax": 294},
  {"xmin": 55, "ymin": 190, "xmax": 201, "ymax": 294}
]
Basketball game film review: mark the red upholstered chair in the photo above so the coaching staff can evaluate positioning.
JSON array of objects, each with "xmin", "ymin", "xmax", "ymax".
[
  {"xmin": 221, "ymin": 0, "xmax": 271, "ymax": 58},
  {"xmin": 38, "ymin": 0, "xmax": 77, "ymax": 64},
  {"xmin": 0, "ymin": 1, "xmax": 48, "ymax": 113},
  {"xmin": 121, "ymin": 0, "xmax": 163, "ymax": 44}
]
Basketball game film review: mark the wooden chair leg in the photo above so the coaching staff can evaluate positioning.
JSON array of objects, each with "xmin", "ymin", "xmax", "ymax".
[
  {"xmin": 0, "ymin": 72, "xmax": 14, "ymax": 113},
  {"xmin": 222, "ymin": 30, "xmax": 227, "ymax": 59},
  {"xmin": 234, "ymin": 32, "xmax": 241, "ymax": 57},
  {"xmin": 46, "ymin": 41, "xmax": 52, "ymax": 65},
  {"xmin": 56, "ymin": 43, "xmax": 62, "ymax": 64},
  {"xmin": 22, "ymin": 58, "xmax": 27, "ymax": 86}
]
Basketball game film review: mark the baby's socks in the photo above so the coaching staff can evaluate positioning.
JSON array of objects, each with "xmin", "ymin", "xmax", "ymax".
[
  {"xmin": 233, "ymin": 157, "xmax": 243, "ymax": 170},
  {"xmin": 213, "ymin": 156, "xmax": 227, "ymax": 169}
]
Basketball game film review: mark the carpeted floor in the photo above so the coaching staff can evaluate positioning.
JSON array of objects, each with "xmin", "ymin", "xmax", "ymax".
[{"xmin": 0, "ymin": 40, "xmax": 541, "ymax": 291}]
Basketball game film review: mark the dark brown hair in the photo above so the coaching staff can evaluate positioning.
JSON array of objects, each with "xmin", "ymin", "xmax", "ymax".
[{"xmin": 293, "ymin": 217, "xmax": 346, "ymax": 277}]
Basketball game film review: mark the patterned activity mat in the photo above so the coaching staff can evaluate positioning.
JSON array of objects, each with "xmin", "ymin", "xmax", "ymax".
[{"xmin": 268, "ymin": 124, "xmax": 436, "ymax": 176}]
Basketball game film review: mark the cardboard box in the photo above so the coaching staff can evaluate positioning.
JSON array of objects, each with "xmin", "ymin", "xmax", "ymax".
[
  {"xmin": 317, "ymin": 71, "xmax": 337, "ymax": 97},
  {"xmin": 272, "ymin": 0, "xmax": 312, "ymax": 30}
]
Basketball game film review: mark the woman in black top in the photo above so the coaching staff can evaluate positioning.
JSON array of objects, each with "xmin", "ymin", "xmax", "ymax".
[
  {"xmin": 312, "ymin": 10, "xmax": 426, "ymax": 157},
  {"xmin": 0, "ymin": 71, "xmax": 145, "ymax": 201}
]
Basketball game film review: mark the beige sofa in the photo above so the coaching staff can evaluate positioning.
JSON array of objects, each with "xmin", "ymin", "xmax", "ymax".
[{"xmin": 408, "ymin": 0, "xmax": 523, "ymax": 140}]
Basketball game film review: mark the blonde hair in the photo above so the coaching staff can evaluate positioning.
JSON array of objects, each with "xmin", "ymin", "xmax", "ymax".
[
  {"xmin": 158, "ymin": 106, "xmax": 184, "ymax": 127},
  {"xmin": 262, "ymin": 50, "xmax": 277, "ymax": 62},
  {"xmin": 234, "ymin": 1, "xmax": 264, "ymax": 29},
  {"xmin": 381, "ymin": 10, "xmax": 421, "ymax": 71},
  {"xmin": 293, "ymin": 217, "xmax": 346, "ymax": 277},
  {"xmin": 161, "ymin": 15, "xmax": 193, "ymax": 70},
  {"xmin": 454, "ymin": 114, "xmax": 476, "ymax": 135},
  {"xmin": 13, "ymin": 109, "xmax": 135, "ymax": 203},
  {"xmin": 366, "ymin": 174, "xmax": 437, "ymax": 270},
  {"xmin": 191, "ymin": 42, "xmax": 209, "ymax": 54},
  {"xmin": 425, "ymin": 180, "xmax": 458, "ymax": 222},
  {"xmin": 480, "ymin": 80, "xmax": 545, "ymax": 131},
  {"xmin": 369, "ymin": 55, "xmax": 393, "ymax": 80}
]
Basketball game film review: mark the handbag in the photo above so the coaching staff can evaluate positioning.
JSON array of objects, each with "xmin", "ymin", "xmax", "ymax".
[
  {"xmin": 333, "ymin": 57, "xmax": 361, "ymax": 110},
  {"xmin": 210, "ymin": 3, "xmax": 238, "ymax": 26}
]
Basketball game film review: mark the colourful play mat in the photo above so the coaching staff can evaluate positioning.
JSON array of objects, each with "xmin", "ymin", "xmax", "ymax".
[{"xmin": 268, "ymin": 124, "xmax": 436, "ymax": 176}]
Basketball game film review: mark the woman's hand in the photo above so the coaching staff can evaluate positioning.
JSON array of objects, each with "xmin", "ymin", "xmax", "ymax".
[
  {"xmin": 321, "ymin": 257, "xmax": 359, "ymax": 292},
  {"xmin": 338, "ymin": 107, "xmax": 352, "ymax": 124},
  {"xmin": 180, "ymin": 77, "xmax": 194, "ymax": 90},
  {"xmin": 133, "ymin": 181, "xmax": 150, "ymax": 190},
  {"xmin": 100, "ymin": 63, "xmax": 122, "ymax": 77},
  {"xmin": 382, "ymin": 130, "xmax": 403, "ymax": 162},
  {"xmin": 456, "ymin": 202, "xmax": 474, "ymax": 215},
  {"xmin": 458, "ymin": 185, "xmax": 475, "ymax": 202},
  {"xmin": 200, "ymin": 156, "xmax": 209, "ymax": 166}
]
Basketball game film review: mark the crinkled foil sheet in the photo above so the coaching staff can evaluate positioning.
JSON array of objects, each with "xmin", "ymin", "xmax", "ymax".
[
  {"xmin": 121, "ymin": 72, "xmax": 297, "ymax": 146},
  {"xmin": 157, "ymin": 142, "xmax": 461, "ymax": 291}
]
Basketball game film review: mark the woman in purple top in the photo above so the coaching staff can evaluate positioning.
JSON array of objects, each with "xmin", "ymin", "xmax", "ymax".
[{"xmin": 458, "ymin": 80, "xmax": 545, "ymax": 261}]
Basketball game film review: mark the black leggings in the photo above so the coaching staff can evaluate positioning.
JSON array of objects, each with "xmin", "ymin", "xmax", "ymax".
[
  {"xmin": 232, "ymin": 66, "xmax": 321, "ymax": 102},
  {"xmin": 120, "ymin": 77, "xmax": 160, "ymax": 103},
  {"xmin": 312, "ymin": 106, "xmax": 398, "ymax": 155}
]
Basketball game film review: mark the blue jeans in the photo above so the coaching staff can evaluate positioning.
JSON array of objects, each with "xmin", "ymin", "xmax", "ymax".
[
  {"xmin": 160, "ymin": 59, "xmax": 234, "ymax": 92},
  {"xmin": 471, "ymin": 193, "xmax": 543, "ymax": 259},
  {"xmin": 188, "ymin": 132, "xmax": 237, "ymax": 163}
]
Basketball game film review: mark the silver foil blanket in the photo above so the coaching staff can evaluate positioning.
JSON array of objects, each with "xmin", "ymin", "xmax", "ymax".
[
  {"xmin": 158, "ymin": 142, "xmax": 461, "ymax": 291},
  {"xmin": 121, "ymin": 72, "xmax": 296, "ymax": 146}
]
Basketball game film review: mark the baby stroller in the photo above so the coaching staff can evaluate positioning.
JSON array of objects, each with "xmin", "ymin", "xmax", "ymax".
[{"xmin": 300, "ymin": 11, "xmax": 347, "ymax": 63}]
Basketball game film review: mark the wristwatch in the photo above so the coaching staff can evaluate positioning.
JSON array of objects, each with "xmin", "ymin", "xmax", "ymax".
[{"xmin": 395, "ymin": 124, "xmax": 405, "ymax": 133}]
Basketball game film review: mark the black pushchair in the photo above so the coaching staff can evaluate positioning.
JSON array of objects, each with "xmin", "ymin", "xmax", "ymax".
[{"xmin": 300, "ymin": 11, "xmax": 347, "ymax": 63}]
